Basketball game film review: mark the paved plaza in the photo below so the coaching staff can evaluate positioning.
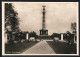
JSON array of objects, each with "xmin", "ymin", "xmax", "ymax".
[{"xmin": 22, "ymin": 40, "xmax": 56, "ymax": 54}]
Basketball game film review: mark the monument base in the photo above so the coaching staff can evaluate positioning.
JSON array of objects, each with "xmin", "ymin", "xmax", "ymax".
[
  {"xmin": 38, "ymin": 35, "xmax": 51, "ymax": 39},
  {"xmin": 39, "ymin": 29, "xmax": 50, "ymax": 39},
  {"xmin": 40, "ymin": 29, "xmax": 48, "ymax": 35}
]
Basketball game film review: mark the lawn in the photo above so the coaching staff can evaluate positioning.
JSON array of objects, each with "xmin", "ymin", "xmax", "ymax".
[
  {"xmin": 47, "ymin": 41, "xmax": 77, "ymax": 54},
  {"xmin": 5, "ymin": 41, "xmax": 39, "ymax": 54}
]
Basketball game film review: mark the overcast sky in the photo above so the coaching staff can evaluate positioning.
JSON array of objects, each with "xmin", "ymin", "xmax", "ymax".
[{"xmin": 11, "ymin": 2, "xmax": 78, "ymax": 35}]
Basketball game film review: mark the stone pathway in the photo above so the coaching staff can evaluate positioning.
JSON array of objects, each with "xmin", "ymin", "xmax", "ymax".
[{"xmin": 22, "ymin": 40, "xmax": 56, "ymax": 54}]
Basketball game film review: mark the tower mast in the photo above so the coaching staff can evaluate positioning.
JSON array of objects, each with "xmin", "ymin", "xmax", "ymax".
[
  {"xmin": 42, "ymin": 5, "xmax": 46, "ymax": 30},
  {"xmin": 40, "ymin": 5, "xmax": 48, "ymax": 35}
]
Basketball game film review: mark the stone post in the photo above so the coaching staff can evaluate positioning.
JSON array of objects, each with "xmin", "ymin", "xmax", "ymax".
[
  {"xmin": 5, "ymin": 33, "xmax": 8, "ymax": 44},
  {"xmin": 26, "ymin": 32, "xmax": 29, "ymax": 40},
  {"xmin": 61, "ymin": 33, "xmax": 63, "ymax": 41}
]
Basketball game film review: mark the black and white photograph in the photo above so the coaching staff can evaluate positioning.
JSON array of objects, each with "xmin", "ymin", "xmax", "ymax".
[{"xmin": 2, "ymin": 2, "xmax": 79, "ymax": 56}]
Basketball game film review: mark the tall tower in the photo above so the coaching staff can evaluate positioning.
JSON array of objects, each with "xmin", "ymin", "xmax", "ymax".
[
  {"xmin": 42, "ymin": 5, "xmax": 46, "ymax": 30},
  {"xmin": 40, "ymin": 5, "xmax": 48, "ymax": 35}
]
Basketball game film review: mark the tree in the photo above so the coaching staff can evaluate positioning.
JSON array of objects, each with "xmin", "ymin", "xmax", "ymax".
[
  {"xmin": 51, "ymin": 33, "xmax": 60, "ymax": 39},
  {"xmin": 5, "ymin": 3, "xmax": 20, "ymax": 44},
  {"xmin": 29, "ymin": 31, "xmax": 37, "ymax": 37},
  {"xmin": 29, "ymin": 31, "xmax": 38, "ymax": 41},
  {"xmin": 71, "ymin": 22, "xmax": 77, "ymax": 42},
  {"xmin": 5, "ymin": 3, "xmax": 20, "ymax": 33},
  {"xmin": 71, "ymin": 22, "xmax": 76, "ymax": 34},
  {"xmin": 66, "ymin": 31, "xmax": 71, "ymax": 43}
]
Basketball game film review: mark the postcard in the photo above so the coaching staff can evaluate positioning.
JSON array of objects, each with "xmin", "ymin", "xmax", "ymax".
[{"xmin": 2, "ymin": 2, "xmax": 79, "ymax": 56}]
